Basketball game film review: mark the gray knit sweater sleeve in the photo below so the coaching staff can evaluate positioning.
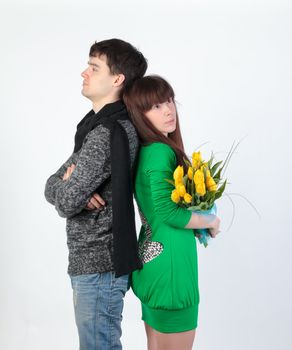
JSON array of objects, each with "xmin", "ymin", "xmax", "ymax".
[
  {"xmin": 45, "ymin": 125, "xmax": 111, "ymax": 218},
  {"xmin": 44, "ymin": 153, "xmax": 77, "ymax": 206}
]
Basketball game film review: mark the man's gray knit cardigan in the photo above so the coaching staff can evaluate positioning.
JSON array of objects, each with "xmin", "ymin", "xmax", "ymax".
[{"xmin": 45, "ymin": 107, "xmax": 139, "ymax": 276}]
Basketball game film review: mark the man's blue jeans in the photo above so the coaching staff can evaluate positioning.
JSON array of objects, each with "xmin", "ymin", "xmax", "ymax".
[{"xmin": 70, "ymin": 272, "xmax": 130, "ymax": 350}]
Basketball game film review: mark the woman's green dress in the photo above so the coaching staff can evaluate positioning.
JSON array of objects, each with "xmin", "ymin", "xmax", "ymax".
[{"xmin": 132, "ymin": 142, "xmax": 200, "ymax": 333}]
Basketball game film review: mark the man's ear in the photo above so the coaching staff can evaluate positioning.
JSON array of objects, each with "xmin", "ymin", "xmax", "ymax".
[{"xmin": 113, "ymin": 74, "xmax": 125, "ymax": 87}]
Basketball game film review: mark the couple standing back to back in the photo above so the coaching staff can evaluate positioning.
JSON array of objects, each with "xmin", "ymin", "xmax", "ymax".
[{"xmin": 45, "ymin": 38, "xmax": 220, "ymax": 350}]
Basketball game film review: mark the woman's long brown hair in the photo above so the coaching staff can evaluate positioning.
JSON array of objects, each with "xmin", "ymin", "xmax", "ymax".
[{"xmin": 123, "ymin": 75, "xmax": 189, "ymax": 168}]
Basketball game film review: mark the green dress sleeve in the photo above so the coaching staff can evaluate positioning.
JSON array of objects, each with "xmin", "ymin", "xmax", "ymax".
[{"xmin": 145, "ymin": 143, "xmax": 192, "ymax": 228}]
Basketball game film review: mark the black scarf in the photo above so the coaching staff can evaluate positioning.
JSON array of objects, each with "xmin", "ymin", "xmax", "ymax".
[{"xmin": 74, "ymin": 100, "xmax": 142, "ymax": 277}]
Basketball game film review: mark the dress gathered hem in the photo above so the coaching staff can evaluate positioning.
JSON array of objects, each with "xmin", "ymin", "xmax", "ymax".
[{"xmin": 141, "ymin": 302, "xmax": 199, "ymax": 333}]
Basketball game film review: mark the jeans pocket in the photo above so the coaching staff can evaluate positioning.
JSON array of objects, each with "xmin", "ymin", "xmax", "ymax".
[{"xmin": 113, "ymin": 273, "xmax": 130, "ymax": 291}]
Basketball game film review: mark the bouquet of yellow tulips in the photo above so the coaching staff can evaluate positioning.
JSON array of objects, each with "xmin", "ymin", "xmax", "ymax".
[{"xmin": 166, "ymin": 150, "xmax": 227, "ymax": 247}]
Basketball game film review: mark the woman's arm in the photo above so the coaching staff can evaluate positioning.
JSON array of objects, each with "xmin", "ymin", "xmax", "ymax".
[
  {"xmin": 185, "ymin": 213, "xmax": 220, "ymax": 237},
  {"xmin": 146, "ymin": 143, "xmax": 220, "ymax": 235}
]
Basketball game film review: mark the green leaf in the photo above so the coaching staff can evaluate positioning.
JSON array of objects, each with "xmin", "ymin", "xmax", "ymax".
[
  {"xmin": 214, "ymin": 180, "xmax": 227, "ymax": 200},
  {"xmin": 213, "ymin": 167, "xmax": 223, "ymax": 181},
  {"xmin": 207, "ymin": 191, "xmax": 216, "ymax": 200},
  {"xmin": 183, "ymin": 157, "xmax": 192, "ymax": 167},
  {"xmin": 187, "ymin": 205, "xmax": 203, "ymax": 211},
  {"xmin": 210, "ymin": 161, "xmax": 223, "ymax": 177},
  {"xmin": 187, "ymin": 201, "xmax": 210, "ymax": 211},
  {"xmin": 201, "ymin": 202, "xmax": 209, "ymax": 210},
  {"xmin": 164, "ymin": 179, "xmax": 175, "ymax": 186},
  {"xmin": 208, "ymin": 152, "xmax": 214, "ymax": 168}
]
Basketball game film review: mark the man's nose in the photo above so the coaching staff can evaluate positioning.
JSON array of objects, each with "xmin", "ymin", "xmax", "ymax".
[{"xmin": 81, "ymin": 68, "xmax": 90, "ymax": 78}]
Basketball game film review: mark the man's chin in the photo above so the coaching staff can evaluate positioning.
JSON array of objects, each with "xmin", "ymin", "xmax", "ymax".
[{"xmin": 81, "ymin": 89, "xmax": 89, "ymax": 98}]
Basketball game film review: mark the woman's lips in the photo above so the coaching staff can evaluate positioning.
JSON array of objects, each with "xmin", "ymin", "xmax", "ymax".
[{"xmin": 165, "ymin": 119, "xmax": 175, "ymax": 125}]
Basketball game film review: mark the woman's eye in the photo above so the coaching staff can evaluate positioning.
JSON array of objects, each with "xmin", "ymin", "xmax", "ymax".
[
  {"xmin": 152, "ymin": 104, "xmax": 160, "ymax": 109},
  {"xmin": 167, "ymin": 98, "xmax": 173, "ymax": 103}
]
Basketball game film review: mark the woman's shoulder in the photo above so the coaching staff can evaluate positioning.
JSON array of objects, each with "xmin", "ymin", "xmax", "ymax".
[
  {"xmin": 142, "ymin": 142, "xmax": 175, "ymax": 156},
  {"xmin": 140, "ymin": 142, "xmax": 176, "ymax": 169}
]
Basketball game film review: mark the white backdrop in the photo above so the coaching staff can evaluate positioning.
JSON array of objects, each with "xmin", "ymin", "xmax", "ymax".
[{"xmin": 1, "ymin": 0, "xmax": 291, "ymax": 349}]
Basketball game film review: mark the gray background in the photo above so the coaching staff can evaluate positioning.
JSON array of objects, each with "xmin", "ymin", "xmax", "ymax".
[{"xmin": 0, "ymin": 0, "xmax": 291, "ymax": 349}]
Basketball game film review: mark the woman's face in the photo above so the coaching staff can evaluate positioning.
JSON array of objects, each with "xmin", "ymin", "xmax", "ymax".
[{"xmin": 144, "ymin": 98, "xmax": 177, "ymax": 137}]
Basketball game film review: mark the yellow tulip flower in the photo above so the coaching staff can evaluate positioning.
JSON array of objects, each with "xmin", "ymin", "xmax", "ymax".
[
  {"xmin": 194, "ymin": 169, "xmax": 204, "ymax": 185},
  {"xmin": 171, "ymin": 189, "xmax": 180, "ymax": 203},
  {"xmin": 192, "ymin": 152, "xmax": 202, "ymax": 169},
  {"xmin": 177, "ymin": 184, "xmax": 186, "ymax": 197},
  {"xmin": 184, "ymin": 193, "xmax": 192, "ymax": 203},
  {"xmin": 196, "ymin": 182, "xmax": 206, "ymax": 196},
  {"xmin": 187, "ymin": 167, "xmax": 193, "ymax": 180},
  {"xmin": 175, "ymin": 180, "xmax": 182, "ymax": 187},
  {"xmin": 173, "ymin": 165, "xmax": 184, "ymax": 181},
  {"xmin": 206, "ymin": 176, "xmax": 217, "ymax": 191},
  {"xmin": 200, "ymin": 162, "xmax": 209, "ymax": 173}
]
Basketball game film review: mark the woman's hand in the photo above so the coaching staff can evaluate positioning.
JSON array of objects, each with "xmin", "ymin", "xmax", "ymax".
[
  {"xmin": 208, "ymin": 216, "xmax": 221, "ymax": 238},
  {"xmin": 186, "ymin": 212, "xmax": 221, "ymax": 238}
]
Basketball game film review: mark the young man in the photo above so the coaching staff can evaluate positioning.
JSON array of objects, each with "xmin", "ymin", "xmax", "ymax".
[{"xmin": 45, "ymin": 39, "xmax": 147, "ymax": 349}]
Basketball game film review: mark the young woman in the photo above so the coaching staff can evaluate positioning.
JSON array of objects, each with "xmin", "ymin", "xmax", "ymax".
[{"xmin": 123, "ymin": 75, "xmax": 220, "ymax": 350}]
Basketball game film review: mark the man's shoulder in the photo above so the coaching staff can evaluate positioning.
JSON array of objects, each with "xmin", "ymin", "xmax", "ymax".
[
  {"xmin": 84, "ymin": 119, "xmax": 138, "ymax": 146},
  {"xmin": 84, "ymin": 124, "xmax": 111, "ymax": 146},
  {"xmin": 117, "ymin": 118, "xmax": 137, "ymax": 132},
  {"xmin": 100, "ymin": 113, "xmax": 138, "ymax": 139}
]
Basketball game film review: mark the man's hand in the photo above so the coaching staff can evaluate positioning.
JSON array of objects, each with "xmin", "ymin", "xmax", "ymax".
[
  {"xmin": 63, "ymin": 164, "xmax": 76, "ymax": 180},
  {"xmin": 62, "ymin": 165, "xmax": 105, "ymax": 211},
  {"xmin": 86, "ymin": 193, "xmax": 106, "ymax": 210}
]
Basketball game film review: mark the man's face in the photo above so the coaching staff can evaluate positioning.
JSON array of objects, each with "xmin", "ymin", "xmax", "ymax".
[{"xmin": 81, "ymin": 54, "xmax": 118, "ymax": 103}]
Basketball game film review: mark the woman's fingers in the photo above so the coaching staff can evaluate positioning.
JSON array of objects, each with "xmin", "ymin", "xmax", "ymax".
[
  {"xmin": 211, "ymin": 229, "xmax": 218, "ymax": 238},
  {"xmin": 208, "ymin": 217, "xmax": 221, "ymax": 238},
  {"xmin": 209, "ymin": 227, "xmax": 221, "ymax": 238}
]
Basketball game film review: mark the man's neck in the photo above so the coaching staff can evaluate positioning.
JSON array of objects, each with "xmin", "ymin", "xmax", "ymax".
[{"xmin": 92, "ymin": 97, "xmax": 120, "ymax": 114}]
